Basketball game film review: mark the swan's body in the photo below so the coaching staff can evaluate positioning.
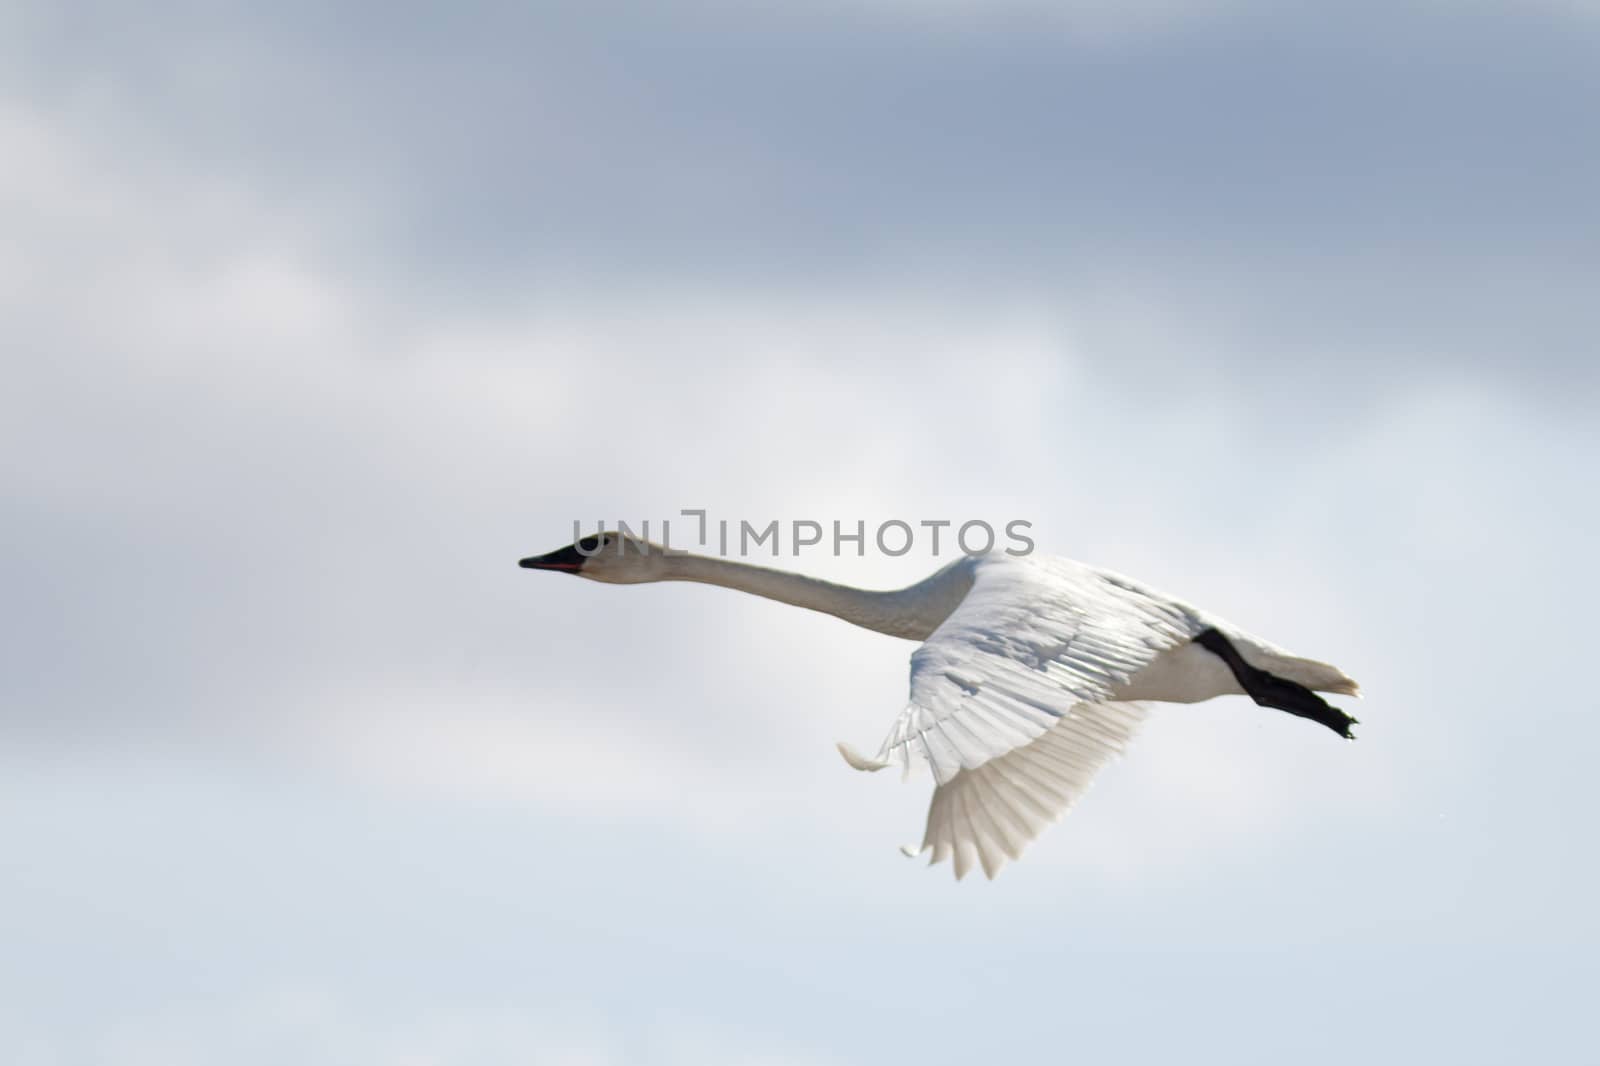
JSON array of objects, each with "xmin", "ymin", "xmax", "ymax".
[{"xmin": 520, "ymin": 535, "xmax": 1359, "ymax": 880}]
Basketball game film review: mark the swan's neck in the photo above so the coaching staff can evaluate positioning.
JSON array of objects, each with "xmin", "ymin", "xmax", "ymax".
[{"xmin": 658, "ymin": 553, "xmax": 973, "ymax": 641}]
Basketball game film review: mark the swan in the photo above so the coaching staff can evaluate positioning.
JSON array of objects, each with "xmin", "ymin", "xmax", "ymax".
[{"xmin": 519, "ymin": 533, "xmax": 1359, "ymax": 880}]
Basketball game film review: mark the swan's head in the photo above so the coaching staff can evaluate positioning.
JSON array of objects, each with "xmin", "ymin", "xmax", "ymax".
[{"xmin": 518, "ymin": 532, "xmax": 670, "ymax": 584}]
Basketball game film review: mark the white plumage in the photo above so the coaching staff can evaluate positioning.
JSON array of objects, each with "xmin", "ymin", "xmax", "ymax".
[
  {"xmin": 908, "ymin": 700, "xmax": 1148, "ymax": 880},
  {"xmin": 521, "ymin": 537, "xmax": 1360, "ymax": 880}
]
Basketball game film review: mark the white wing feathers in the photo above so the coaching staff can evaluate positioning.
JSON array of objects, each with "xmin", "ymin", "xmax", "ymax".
[
  {"xmin": 845, "ymin": 556, "xmax": 1200, "ymax": 879},
  {"xmin": 918, "ymin": 701, "xmax": 1149, "ymax": 880}
]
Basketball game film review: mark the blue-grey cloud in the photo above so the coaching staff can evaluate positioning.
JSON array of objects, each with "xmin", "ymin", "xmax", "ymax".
[{"xmin": 6, "ymin": 1, "xmax": 1597, "ymax": 394}]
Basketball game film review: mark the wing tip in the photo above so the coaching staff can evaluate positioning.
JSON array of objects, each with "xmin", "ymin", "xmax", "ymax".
[{"xmin": 837, "ymin": 741, "xmax": 891, "ymax": 773}]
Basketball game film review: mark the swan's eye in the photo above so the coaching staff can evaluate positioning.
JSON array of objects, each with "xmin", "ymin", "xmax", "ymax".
[{"xmin": 577, "ymin": 534, "xmax": 605, "ymax": 553}]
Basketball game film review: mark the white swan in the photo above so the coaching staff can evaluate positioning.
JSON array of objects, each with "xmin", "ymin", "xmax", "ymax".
[{"xmin": 519, "ymin": 533, "xmax": 1359, "ymax": 880}]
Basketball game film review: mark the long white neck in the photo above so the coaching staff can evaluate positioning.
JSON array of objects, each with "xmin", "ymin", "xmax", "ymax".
[{"xmin": 657, "ymin": 553, "xmax": 975, "ymax": 641}]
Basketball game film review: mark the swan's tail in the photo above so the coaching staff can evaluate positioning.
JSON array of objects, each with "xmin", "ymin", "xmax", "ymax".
[
  {"xmin": 1252, "ymin": 652, "xmax": 1361, "ymax": 697},
  {"xmin": 1204, "ymin": 627, "xmax": 1362, "ymax": 697}
]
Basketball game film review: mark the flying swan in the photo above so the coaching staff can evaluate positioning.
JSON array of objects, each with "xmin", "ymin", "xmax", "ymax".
[{"xmin": 519, "ymin": 534, "xmax": 1359, "ymax": 880}]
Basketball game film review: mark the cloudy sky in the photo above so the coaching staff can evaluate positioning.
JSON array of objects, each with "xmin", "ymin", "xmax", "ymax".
[{"xmin": 3, "ymin": 1, "xmax": 1597, "ymax": 1063}]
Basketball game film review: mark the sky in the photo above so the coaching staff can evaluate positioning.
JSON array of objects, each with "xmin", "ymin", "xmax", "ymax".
[{"xmin": 2, "ymin": 1, "xmax": 1598, "ymax": 1063}]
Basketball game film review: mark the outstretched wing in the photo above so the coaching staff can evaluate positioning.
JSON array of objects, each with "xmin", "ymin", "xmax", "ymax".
[
  {"xmin": 845, "ymin": 556, "xmax": 1200, "ymax": 879},
  {"xmin": 917, "ymin": 701, "xmax": 1149, "ymax": 879}
]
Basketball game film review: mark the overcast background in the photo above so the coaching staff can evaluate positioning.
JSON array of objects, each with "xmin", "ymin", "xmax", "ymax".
[{"xmin": 3, "ymin": 2, "xmax": 1597, "ymax": 1063}]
